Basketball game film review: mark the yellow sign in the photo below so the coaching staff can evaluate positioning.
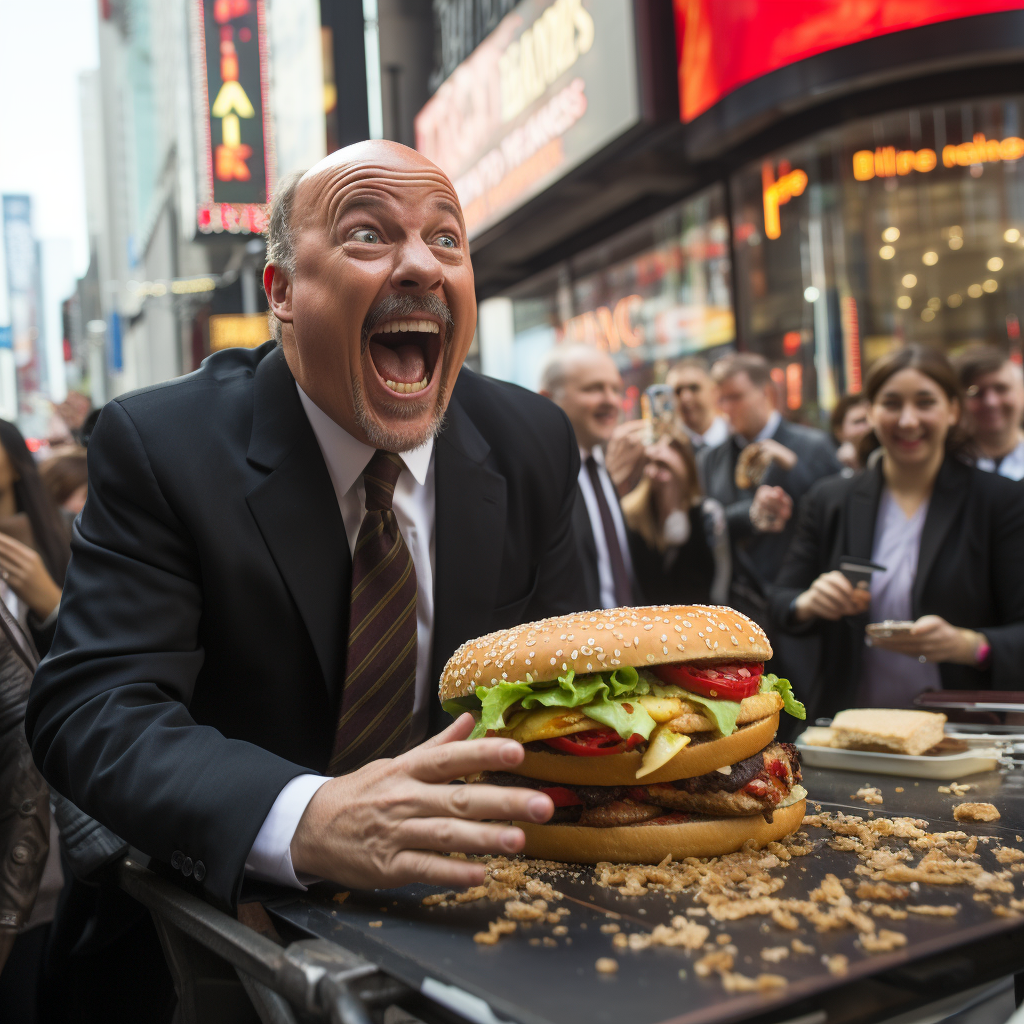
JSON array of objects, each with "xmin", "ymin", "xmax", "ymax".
[
  {"xmin": 853, "ymin": 134, "xmax": 1024, "ymax": 181},
  {"xmin": 762, "ymin": 162, "xmax": 807, "ymax": 240},
  {"xmin": 209, "ymin": 313, "xmax": 269, "ymax": 351}
]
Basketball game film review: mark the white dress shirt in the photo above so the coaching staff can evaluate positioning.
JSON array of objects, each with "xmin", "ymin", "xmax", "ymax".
[
  {"xmin": 577, "ymin": 445, "xmax": 634, "ymax": 609},
  {"xmin": 683, "ymin": 415, "xmax": 729, "ymax": 450},
  {"xmin": 976, "ymin": 436, "xmax": 1024, "ymax": 481},
  {"xmin": 244, "ymin": 384, "xmax": 436, "ymax": 888}
]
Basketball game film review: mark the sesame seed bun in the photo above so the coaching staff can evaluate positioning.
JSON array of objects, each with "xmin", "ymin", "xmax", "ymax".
[
  {"xmin": 438, "ymin": 605, "xmax": 772, "ymax": 702},
  {"xmin": 516, "ymin": 714, "xmax": 780, "ymax": 785},
  {"xmin": 514, "ymin": 799, "xmax": 806, "ymax": 864}
]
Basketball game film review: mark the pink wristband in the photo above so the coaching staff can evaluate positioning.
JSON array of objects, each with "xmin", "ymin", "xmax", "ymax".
[{"xmin": 975, "ymin": 640, "xmax": 991, "ymax": 667}]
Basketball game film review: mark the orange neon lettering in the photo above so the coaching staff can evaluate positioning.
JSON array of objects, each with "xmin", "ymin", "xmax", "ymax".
[
  {"xmin": 853, "ymin": 150, "xmax": 874, "ymax": 180},
  {"xmin": 614, "ymin": 295, "xmax": 644, "ymax": 347},
  {"xmin": 943, "ymin": 145, "xmax": 957, "ymax": 167},
  {"xmin": 595, "ymin": 306, "xmax": 620, "ymax": 352},
  {"xmin": 762, "ymin": 164, "xmax": 807, "ymax": 240}
]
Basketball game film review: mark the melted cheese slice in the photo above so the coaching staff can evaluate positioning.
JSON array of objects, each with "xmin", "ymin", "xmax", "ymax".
[
  {"xmin": 636, "ymin": 723, "xmax": 691, "ymax": 778},
  {"xmin": 505, "ymin": 706, "xmax": 592, "ymax": 744},
  {"xmin": 635, "ymin": 694, "xmax": 687, "ymax": 722}
]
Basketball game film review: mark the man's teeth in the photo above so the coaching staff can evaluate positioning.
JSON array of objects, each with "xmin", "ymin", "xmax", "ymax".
[
  {"xmin": 384, "ymin": 375, "xmax": 430, "ymax": 394},
  {"xmin": 378, "ymin": 319, "xmax": 440, "ymax": 334}
]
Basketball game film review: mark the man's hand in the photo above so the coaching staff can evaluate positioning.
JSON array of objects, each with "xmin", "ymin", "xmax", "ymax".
[
  {"xmin": 793, "ymin": 570, "xmax": 871, "ymax": 622},
  {"xmin": 605, "ymin": 420, "xmax": 648, "ymax": 496},
  {"xmin": 749, "ymin": 485, "xmax": 792, "ymax": 533},
  {"xmin": 290, "ymin": 714, "xmax": 554, "ymax": 890},
  {"xmin": 758, "ymin": 438, "xmax": 798, "ymax": 472},
  {"xmin": 869, "ymin": 615, "xmax": 984, "ymax": 665}
]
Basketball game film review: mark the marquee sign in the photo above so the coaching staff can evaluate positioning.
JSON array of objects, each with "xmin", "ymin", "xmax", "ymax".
[{"xmin": 191, "ymin": 0, "xmax": 274, "ymax": 235}]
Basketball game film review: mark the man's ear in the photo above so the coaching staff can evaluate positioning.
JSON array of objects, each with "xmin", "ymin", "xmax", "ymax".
[{"xmin": 264, "ymin": 265, "xmax": 293, "ymax": 324}]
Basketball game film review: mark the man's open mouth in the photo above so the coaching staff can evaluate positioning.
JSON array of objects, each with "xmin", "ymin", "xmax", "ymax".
[{"xmin": 367, "ymin": 318, "xmax": 443, "ymax": 396}]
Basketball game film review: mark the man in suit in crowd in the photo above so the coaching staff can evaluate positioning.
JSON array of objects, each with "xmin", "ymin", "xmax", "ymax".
[
  {"xmin": 539, "ymin": 345, "xmax": 637, "ymax": 610},
  {"xmin": 955, "ymin": 345, "xmax": 1024, "ymax": 481},
  {"xmin": 699, "ymin": 352, "xmax": 841, "ymax": 621},
  {"xmin": 27, "ymin": 142, "xmax": 582, "ymax": 987},
  {"xmin": 666, "ymin": 356, "xmax": 729, "ymax": 451}
]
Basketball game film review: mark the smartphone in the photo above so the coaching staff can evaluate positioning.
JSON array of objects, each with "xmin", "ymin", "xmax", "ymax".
[
  {"xmin": 839, "ymin": 558, "xmax": 886, "ymax": 589},
  {"xmin": 865, "ymin": 620, "xmax": 916, "ymax": 639},
  {"xmin": 642, "ymin": 384, "xmax": 675, "ymax": 444}
]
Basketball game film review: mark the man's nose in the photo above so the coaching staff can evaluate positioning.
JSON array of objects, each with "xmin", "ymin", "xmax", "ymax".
[{"xmin": 390, "ymin": 237, "xmax": 444, "ymax": 294}]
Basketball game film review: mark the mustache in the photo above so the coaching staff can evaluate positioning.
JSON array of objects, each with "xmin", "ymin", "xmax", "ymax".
[{"xmin": 361, "ymin": 293, "xmax": 454, "ymax": 350}]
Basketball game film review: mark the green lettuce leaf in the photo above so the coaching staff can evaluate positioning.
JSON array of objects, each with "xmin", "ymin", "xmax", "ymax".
[
  {"xmin": 454, "ymin": 666, "xmax": 654, "ymax": 740},
  {"xmin": 650, "ymin": 683, "xmax": 742, "ymax": 735},
  {"xmin": 760, "ymin": 674, "xmax": 806, "ymax": 720}
]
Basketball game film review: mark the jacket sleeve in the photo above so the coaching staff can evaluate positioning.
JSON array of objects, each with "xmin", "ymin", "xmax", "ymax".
[
  {"xmin": 768, "ymin": 481, "xmax": 828, "ymax": 632},
  {"xmin": 524, "ymin": 408, "xmax": 590, "ymax": 618},
  {"xmin": 26, "ymin": 401, "xmax": 307, "ymax": 909},
  {"xmin": 980, "ymin": 481, "xmax": 1024, "ymax": 687}
]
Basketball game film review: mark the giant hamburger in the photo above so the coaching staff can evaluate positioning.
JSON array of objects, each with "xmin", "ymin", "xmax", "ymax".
[{"xmin": 440, "ymin": 605, "xmax": 807, "ymax": 863}]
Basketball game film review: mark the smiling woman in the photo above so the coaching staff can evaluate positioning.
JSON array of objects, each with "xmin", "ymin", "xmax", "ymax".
[{"xmin": 772, "ymin": 344, "xmax": 1024, "ymax": 721}]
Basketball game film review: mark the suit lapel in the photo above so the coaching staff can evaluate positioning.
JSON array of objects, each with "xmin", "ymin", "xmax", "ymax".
[
  {"xmin": 244, "ymin": 346, "xmax": 350, "ymax": 696},
  {"xmin": 431, "ymin": 392, "xmax": 506, "ymax": 686},
  {"xmin": 913, "ymin": 457, "xmax": 969, "ymax": 610},
  {"xmin": 846, "ymin": 462, "xmax": 884, "ymax": 561}
]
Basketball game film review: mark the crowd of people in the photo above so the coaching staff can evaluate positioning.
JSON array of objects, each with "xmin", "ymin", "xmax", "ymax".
[{"xmin": 540, "ymin": 341, "xmax": 1024, "ymax": 737}]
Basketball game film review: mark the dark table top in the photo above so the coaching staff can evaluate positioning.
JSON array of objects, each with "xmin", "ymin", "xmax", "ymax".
[{"xmin": 263, "ymin": 764, "xmax": 1024, "ymax": 1024}]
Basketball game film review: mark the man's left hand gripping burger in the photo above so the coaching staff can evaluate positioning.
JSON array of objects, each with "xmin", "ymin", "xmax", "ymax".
[{"xmin": 441, "ymin": 605, "xmax": 807, "ymax": 863}]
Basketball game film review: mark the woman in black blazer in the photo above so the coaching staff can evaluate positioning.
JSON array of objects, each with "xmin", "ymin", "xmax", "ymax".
[{"xmin": 771, "ymin": 345, "xmax": 1024, "ymax": 723}]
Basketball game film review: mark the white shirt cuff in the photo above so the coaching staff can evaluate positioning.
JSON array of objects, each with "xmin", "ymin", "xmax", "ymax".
[{"xmin": 244, "ymin": 774, "xmax": 331, "ymax": 889}]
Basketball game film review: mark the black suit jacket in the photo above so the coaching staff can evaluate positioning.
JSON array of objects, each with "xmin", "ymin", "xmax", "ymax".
[
  {"xmin": 572, "ymin": 486, "xmax": 602, "ymax": 610},
  {"xmin": 26, "ymin": 343, "xmax": 587, "ymax": 907},
  {"xmin": 698, "ymin": 419, "xmax": 841, "ymax": 616},
  {"xmin": 769, "ymin": 456, "xmax": 1024, "ymax": 723}
]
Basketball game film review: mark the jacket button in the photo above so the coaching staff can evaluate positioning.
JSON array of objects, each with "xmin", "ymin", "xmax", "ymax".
[
  {"xmin": 171, "ymin": 851, "xmax": 184, "ymax": 870},
  {"xmin": 11, "ymin": 845, "xmax": 28, "ymax": 864},
  {"xmin": 193, "ymin": 861, "xmax": 206, "ymax": 882},
  {"xmin": 19, "ymin": 799, "xmax": 35, "ymax": 815},
  {"xmin": 182, "ymin": 857, "xmax": 193, "ymax": 877}
]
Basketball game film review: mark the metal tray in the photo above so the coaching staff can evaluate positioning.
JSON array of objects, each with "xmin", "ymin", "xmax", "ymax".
[{"xmin": 795, "ymin": 733, "xmax": 1000, "ymax": 779}]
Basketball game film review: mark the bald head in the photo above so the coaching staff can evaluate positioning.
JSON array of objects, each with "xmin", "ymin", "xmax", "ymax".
[
  {"xmin": 539, "ymin": 344, "xmax": 623, "ymax": 451},
  {"xmin": 262, "ymin": 138, "xmax": 476, "ymax": 452}
]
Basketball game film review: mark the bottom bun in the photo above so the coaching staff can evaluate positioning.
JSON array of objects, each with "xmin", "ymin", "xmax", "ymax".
[{"xmin": 513, "ymin": 799, "xmax": 806, "ymax": 864}]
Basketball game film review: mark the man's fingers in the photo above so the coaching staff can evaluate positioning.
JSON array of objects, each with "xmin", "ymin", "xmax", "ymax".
[
  {"xmin": 408, "ymin": 736, "xmax": 526, "ymax": 783},
  {"xmin": 434, "ymin": 782, "xmax": 553, "ymax": 823},
  {"xmin": 399, "ymin": 818, "xmax": 527, "ymax": 857},
  {"xmin": 388, "ymin": 850, "xmax": 488, "ymax": 890},
  {"xmin": 415, "ymin": 712, "xmax": 476, "ymax": 752}
]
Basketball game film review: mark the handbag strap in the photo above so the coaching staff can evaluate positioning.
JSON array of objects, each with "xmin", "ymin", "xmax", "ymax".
[{"xmin": 0, "ymin": 597, "xmax": 39, "ymax": 672}]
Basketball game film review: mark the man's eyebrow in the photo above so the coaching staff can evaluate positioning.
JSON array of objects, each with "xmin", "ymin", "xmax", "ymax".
[
  {"xmin": 333, "ymin": 193, "xmax": 391, "ymax": 219},
  {"xmin": 432, "ymin": 198, "xmax": 465, "ymax": 226}
]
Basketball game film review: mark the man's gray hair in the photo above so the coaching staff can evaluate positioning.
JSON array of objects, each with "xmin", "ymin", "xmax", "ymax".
[
  {"xmin": 264, "ymin": 170, "xmax": 304, "ymax": 343},
  {"xmin": 538, "ymin": 343, "xmax": 610, "ymax": 395}
]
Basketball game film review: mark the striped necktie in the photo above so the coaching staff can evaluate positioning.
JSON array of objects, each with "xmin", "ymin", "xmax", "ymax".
[{"xmin": 329, "ymin": 449, "xmax": 417, "ymax": 774}]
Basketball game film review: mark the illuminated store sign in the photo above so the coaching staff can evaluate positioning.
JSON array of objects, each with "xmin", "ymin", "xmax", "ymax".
[
  {"xmin": 191, "ymin": 0, "xmax": 274, "ymax": 235},
  {"xmin": 675, "ymin": 0, "xmax": 1024, "ymax": 124},
  {"xmin": 853, "ymin": 133, "xmax": 1024, "ymax": 180},
  {"xmin": 761, "ymin": 162, "xmax": 806, "ymax": 240},
  {"xmin": 415, "ymin": 0, "xmax": 640, "ymax": 238}
]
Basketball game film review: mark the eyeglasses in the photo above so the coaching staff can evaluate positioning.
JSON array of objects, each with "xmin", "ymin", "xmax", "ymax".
[{"xmin": 966, "ymin": 382, "xmax": 1013, "ymax": 399}]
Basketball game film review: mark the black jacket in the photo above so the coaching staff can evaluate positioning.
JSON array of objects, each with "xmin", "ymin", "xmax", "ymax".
[
  {"xmin": 699, "ymin": 419, "xmax": 841, "ymax": 616},
  {"xmin": 26, "ymin": 343, "xmax": 588, "ymax": 908},
  {"xmin": 769, "ymin": 456, "xmax": 1024, "ymax": 723},
  {"xmin": 572, "ymin": 486, "xmax": 602, "ymax": 610}
]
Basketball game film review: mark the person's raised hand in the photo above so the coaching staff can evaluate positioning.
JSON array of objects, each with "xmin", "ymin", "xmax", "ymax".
[
  {"xmin": 869, "ymin": 615, "xmax": 984, "ymax": 665},
  {"xmin": 289, "ymin": 713, "xmax": 554, "ymax": 890},
  {"xmin": 759, "ymin": 438, "xmax": 798, "ymax": 472},
  {"xmin": 749, "ymin": 485, "xmax": 793, "ymax": 532},
  {"xmin": 605, "ymin": 419, "xmax": 648, "ymax": 496},
  {"xmin": 0, "ymin": 532, "xmax": 61, "ymax": 619},
  {"xmin": 793, "ymin": 570, "xmax": 871, "ymax": 622}
]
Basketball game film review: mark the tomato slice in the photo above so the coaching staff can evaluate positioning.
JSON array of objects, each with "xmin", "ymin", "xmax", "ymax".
[
  {"xmin": 545, "ymin": 729, "xmax": 644, "ymax": 756},
  {"xmin": 539, "ymin": 786, "xmax": 582, "ymax": 807},
  {"xmin": 654, "ymin": 661, "xmax": 763, "ymax": 702}
]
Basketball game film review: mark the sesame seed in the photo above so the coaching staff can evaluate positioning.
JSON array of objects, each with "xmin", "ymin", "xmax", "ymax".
[
  {"xmin": 633, "ymin": 636, "xmax": 640, "ymax": 646},
  {"xmin": 660, "ymin": 634, "xmax": 667, "ymax": 642},
  {"xmin": 698, "ymin": 632, "xmax": 704, "ymax": 638},
  {"xmin": 682, "ymin": 636, "xmax": 687, "ymax": 641},
  {"xmin": 749, "ymin": 637, "xmax": 756, "ymax": 643},
  {"xmin": 501, "ymin": 672, "xmax": 508, "ymax": 679},
  {"xmin": 562, "ymin": 663, "xmax": 568, "ymax": 670},
  {"xmin": 550, "ymin": 658, "xmax": 556, "ymax": 666},
  {"xmin": 643, "ymin": 624, "xmax": 653, "ymax": 631},
  {"xmin": 614, "ymin": 649, "xmax": 621, "ymax": 656},
  {"xmin": 713, "ymin": 641, "xmax": 719, "ymax": 649},
  {"xmin": 587, "ymin": 663, "xmax": 593, "ymax": 670},
  {"xmin": 662, "ymin": 646, "xmax": 668, "ymax": 655},
  {"xmin": 571, "ymin": 650, "xmax": 578, "ymax": 660},
  {"xmin": 676, "ymin": 644, "xmax": 684, "ymax": 652},
  {"xmin": 588, "ymin": 638, "xmax": 595, "ymax": 644},
  {"xmin": 674, "ymin": 625, "xmax": 681, "ymax": 633},
  {"xmin": 646, "ymin": 654, "xmax": 655, "ymax": 662},
  {"xmin": 556, "ymin": 650, "xmax": 563, "ymax": 657},
  {"xmin": 610, "ymin": 659, "xmax": 620, "ymax": 665},
  {"xmin": 705, "ymin": 639, "xmax": 712, "ymax": 649},
  {"xmin": 683, "ymin": 621, "xmax": 692, "ymax": 627}
]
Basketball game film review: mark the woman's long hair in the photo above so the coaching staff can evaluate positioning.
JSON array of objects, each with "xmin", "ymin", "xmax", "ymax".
[
  {"xmin": 0, "ymin": 420, "xmax": 72, "ymax": 586},
  {"xmin": 857, "ymin": 344, "xmax": 973, "ymax": 465},
  {"xmin": 621, "ymin": 426, "xmax": 702, "ymax": 552}
]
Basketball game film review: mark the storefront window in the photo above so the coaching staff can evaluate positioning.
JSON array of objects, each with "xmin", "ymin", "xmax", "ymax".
[
  {"xmin": 732, "ymin": 97, "xmax": 1024, "ymax": 421},
  {"xmin": 484, "ymin": 183, "xmax": 734, "ymax": 402}
]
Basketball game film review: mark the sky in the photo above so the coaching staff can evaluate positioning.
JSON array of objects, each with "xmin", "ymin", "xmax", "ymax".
[{"xmin": 0, "ymin": 0, "xmax": 99, "ymax": 278}]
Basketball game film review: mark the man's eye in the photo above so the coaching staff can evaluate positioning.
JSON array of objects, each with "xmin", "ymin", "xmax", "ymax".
[
  {"xmin": 435, "ymin": 234, "xmax": 457, "ymax": 249},
  {"xmin": 352, "ymin": 229, "xmax": 381, "ymax": 243}
]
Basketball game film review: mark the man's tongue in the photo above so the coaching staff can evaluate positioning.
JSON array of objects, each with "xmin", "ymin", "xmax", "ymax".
[{"xmin": 369, "ymin": 340, "xmax": 427, "ymax": 384}]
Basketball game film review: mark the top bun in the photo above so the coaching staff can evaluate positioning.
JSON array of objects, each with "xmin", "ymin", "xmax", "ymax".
[{"xmin": 439, "ymin": 604, "xmax": 772, "ymax": 702}]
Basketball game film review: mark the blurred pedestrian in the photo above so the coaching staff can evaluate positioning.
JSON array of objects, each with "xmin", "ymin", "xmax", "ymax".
[
  {"xmin": 954, "ymin": 345, "xmax": 1024, "ymax": 480},
  {"xmin": 699, "ymin": 352, "xmax": 841, "ymax": 621},
  {"xmin": 771, "ymin": 345, "xmax": 1024, "ymax": 723},
  {"xmin": 620, "ymin": 426, "xmax": 730, "ymax": 605},
  {"xmin": 830, "ymin": 393, "xmax": 871, "ymax": 472},
  {"xmin": 666, "ymin": 356, "xmax": 729, "ymax": 450},
  {"xmin": 0, "ymin": 422, "xmax": 70, "ymax": 657},
  {"xmin": 540, "ymin": 344, "xmax": 638, "ymax": 608},
  {"xmin": 39, "ymin": 447, "xmax": 88, "ymax": 522}
]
